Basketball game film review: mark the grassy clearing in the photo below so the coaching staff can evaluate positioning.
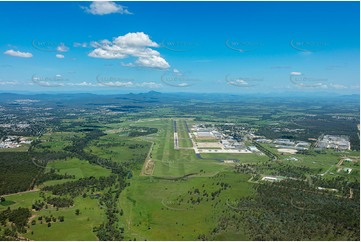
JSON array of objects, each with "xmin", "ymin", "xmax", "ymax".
[
  {"xmin": 85, "ymin": 134, "xmax": 150, "ymax": 164},
  {"xmin": 120, "ymin": 172, "xmax": 253, "ymax": 241},
  {"xmin": 25, "ymin": 196, "xmax": 105, "ymax": 240},
  {"xmin": 34, "ymin": 132, "xmax": 80, "ymax": 152},
  {"xmin": 112, "ymin": 119, "xmax": 256, "ymax": 240},
  {"xmin": 47, "ymin": 157, "xmax": 111, "ymax": 178},
  {"xmin": 0, "ymin": 191, "xmax": 42, "ymax": 211}
]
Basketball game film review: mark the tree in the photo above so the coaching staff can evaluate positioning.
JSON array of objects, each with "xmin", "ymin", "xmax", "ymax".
[{"xmin": 75, "ymin": 209, "xmax": 80, "ymax": 216}]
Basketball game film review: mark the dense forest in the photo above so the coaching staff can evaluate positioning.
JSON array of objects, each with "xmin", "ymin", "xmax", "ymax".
[
  {"xmin": 0, "ymin": 153, "xmax": 42, "ymax": 195},
  {"xmin": 214, "ymin": 179, "xmax": 360, "ymax": 240}
]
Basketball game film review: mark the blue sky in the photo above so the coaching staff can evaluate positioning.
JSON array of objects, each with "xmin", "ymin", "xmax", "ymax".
[{"xmin": 0, "ymin": 1, "xmax": 359, "ymax": 94}]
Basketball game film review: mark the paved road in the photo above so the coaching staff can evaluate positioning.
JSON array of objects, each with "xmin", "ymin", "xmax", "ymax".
[{"xmin": 173, "ymin": 120, "xmax": 179, "ymax": 149}]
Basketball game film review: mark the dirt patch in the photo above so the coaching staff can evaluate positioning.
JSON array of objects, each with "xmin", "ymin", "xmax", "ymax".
[{"xmin": 142, "ymin": 159, "xmax": 155, "ymax": 176}]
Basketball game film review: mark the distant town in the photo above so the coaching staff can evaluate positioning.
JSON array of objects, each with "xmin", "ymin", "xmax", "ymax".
[{"xmin": 0, "ymin": 135, "xmax": 32, "ymax": 149}]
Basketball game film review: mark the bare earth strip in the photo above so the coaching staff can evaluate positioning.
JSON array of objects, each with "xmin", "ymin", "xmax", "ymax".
[{"xmin": 141, "ymin": 142, "xmax": 155, "ymax": 176}]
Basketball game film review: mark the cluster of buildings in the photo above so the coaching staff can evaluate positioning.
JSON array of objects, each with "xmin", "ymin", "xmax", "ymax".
[
  {"xmin": 195, "ymin": 127, "xmax": 221, "ymax": 139},
  {"xmin": 220, "ymin": 138, "xmax": 246, "ymax": 150},
  {"xmin": 192, "ymin": 124, "xmax": 260, "ymax": 153},
  {"xmin": 316, "ymin": 135, "xmax": 350, "ymax": 150},
  {"xmin": 192, "ymin": 123, "xmax": 352, "ymax": 155},
  {"xmin": 0, "ymin": 136, "xmax": 32, "ymax": 149},
  {"xmin": 256, "ymin": 138, "xmax": 310, "ymax": 151}
]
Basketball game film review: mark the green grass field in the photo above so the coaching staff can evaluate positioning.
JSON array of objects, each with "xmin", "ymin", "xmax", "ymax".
[
  {"xmin": 120, "ymin": 172, "xmax": 253, "ymax": 240},
  {"xmin": 0, "ymin": 130, "xmax": 114, "ymax": 240},
  {"xmin": 1, "ymin": 191, "xmax": 42, "ymax": 211},
  {"xmin": 45, "ymin": 157, "xmax": 111, "ymax": 179},
  {"xmin": 33, "ymin": 132, "xmax": 82, "ymax": 152},
  {"xmin": 113, "ymin": 119, "xmax": 260, "ymax": 240},
  {"xmin": 85, "ymin": 134, "xmax": 150, "ymax": 164},
  {"xmin": 25, "ymin": 196, "xmax": 106, "ymax": 240},
  {"xmin": 1, "ymin": 188, "xmax": 104, "ymax": 240}
]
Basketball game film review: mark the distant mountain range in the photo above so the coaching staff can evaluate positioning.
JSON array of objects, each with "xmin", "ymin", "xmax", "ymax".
[{"xmin": 0, "ymin": 91, "xmax": 359, "ymax": 104}]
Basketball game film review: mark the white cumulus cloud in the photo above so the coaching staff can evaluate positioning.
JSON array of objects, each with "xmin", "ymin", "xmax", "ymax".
[
  {"xmin": 82, "ymin": 1, "xmax": 132, "ymax": 15},
  {"xmin": 4, "ymin": 49, "xmax": 33, "ymax": 58},
  {"xmin": 113, "ymin": 32, "xmax": 157, "ymax": 47},
  {"xmin": 56, "ymin": 54, "xmax": 65, "ymax": 59},
  {"xmin": 89, "ymin": 32, "xmax": 170, "ymax": 69},
  {"xmin": 57, "ymin": 43, "xmax": 69, "ymax": 52},
  {"xmin": 135, "ymin": 56, "xmax": 170, "ymax": 69}
]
